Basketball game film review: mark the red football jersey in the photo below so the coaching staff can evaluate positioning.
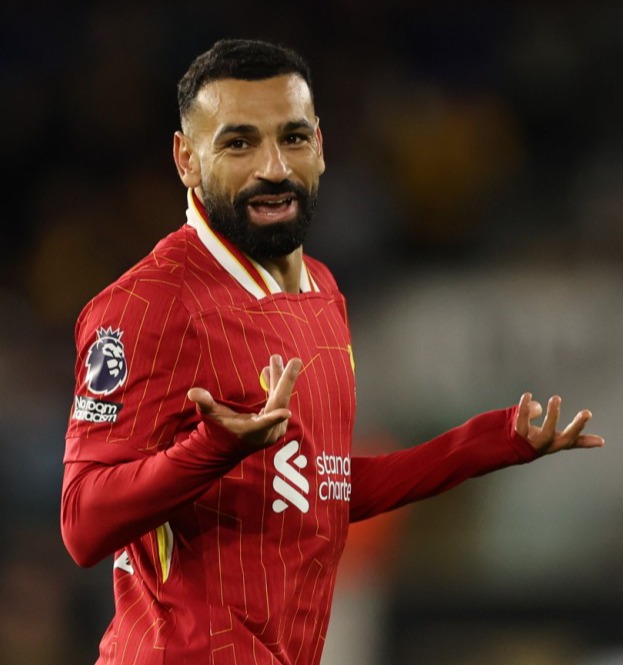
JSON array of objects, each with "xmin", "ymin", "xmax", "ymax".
[{"xmin": 62, "ymin": 191, "xmax": 537, "ymax": 665}]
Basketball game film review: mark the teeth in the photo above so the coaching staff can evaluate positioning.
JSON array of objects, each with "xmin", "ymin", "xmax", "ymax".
[{"xmin": 253, "ymin": 198, "xmax": 291, "ymax": 207}]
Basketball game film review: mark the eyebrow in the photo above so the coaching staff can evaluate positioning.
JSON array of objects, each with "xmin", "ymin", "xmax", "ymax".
[
  {"xmin": 213, "ymin": 123, "xmax": 259, "ymax": 144},
  {"xmin": 281, "ymin": 119, "xmax": 315, "ymax": 134},
  {"xmin": 213, "ymin": 118, "xmax": 316, "ymax": 144}
]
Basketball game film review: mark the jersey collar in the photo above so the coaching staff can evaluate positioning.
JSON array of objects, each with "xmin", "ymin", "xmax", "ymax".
[{"xmin": 185, "ymin": 189, "xmax": 319, "ymax": 299}]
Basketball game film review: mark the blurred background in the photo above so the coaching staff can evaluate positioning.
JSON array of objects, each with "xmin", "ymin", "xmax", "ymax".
[{"xmin": 2, "ymin": 1, "xmax": 623, "ymax": 663}]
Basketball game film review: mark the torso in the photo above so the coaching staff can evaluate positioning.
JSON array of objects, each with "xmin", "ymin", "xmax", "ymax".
[{"xmin": 70, "ymin": 224, "xmax": 356, "ymax": 665}]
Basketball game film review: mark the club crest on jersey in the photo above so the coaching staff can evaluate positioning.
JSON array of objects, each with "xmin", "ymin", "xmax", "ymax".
[{"xmin": 85, "ymin": 327, "xmax": 128, "ymax": 395}]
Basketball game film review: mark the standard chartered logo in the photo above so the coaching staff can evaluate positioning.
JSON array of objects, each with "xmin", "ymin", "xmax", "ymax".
[
  {"xmin": 316, "ymin": 451, "xmax": 352, "ymax": 502},
  {"xmin": 272, "ymin": 442, "xmax": 352, "ymax": 514},
  {"xmin": 272, "ymin": 440, "xmax": 310, "ymax": 513}
]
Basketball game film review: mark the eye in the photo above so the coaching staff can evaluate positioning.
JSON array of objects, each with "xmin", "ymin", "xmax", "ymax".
[
  {"xmin": 283, "ymin": 133, "xmax": 308, "ymax": 145},
  {"xmin": 227, "ymin": 138, "xmax": 251, "ymax": 150}
]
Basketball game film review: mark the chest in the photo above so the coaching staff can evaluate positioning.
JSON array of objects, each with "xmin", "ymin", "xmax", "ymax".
[
  {"xmin": 188, "ymin": 294, "xmax": 356, "ymax": 541},
  {"xmin": 194, "ymin": 294, "xmax": 355, "ymax": 420}
]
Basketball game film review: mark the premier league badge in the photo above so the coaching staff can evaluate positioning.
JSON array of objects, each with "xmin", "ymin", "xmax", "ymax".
[{"xmin": 85, "ymin": 327, "xmax": 128, "ymax": 395}]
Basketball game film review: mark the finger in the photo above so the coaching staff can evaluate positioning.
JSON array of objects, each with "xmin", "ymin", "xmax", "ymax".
[
  {"xmin": 220, "ymin": 409, "xmax": 292, "ymax": 441},
  {"xmin": 188, "ymin": 388, "xmax": 242, "ymax": 425},
  {"xmin": 269, "ymin": 354, "xmax": 284, "ymax": 393},
  {"xmin": 515, "ymin": 393, "xmax": 543, "ymax": 437},
  {"xmin": 528, "ymin": 400, "xmax": 543, "ymax": 420},
  {"xmin": 266, "ymin": 357, "xmax": 302, "ymax": 412},
  {"xmin": 540, "ymin": 395, "xmax": 561, "ymax": 441},
  {"xmin": 187, "ymin": 385, "xmax": 294, "ymax": 446},
  {"xmin": 558, "ymin": 409, "xmax": 605, "ymax": 449},
  {"xmin": 573, "ymin": 434, "xmax": 606, "ymax": 449},
  {"xmin": 514, "ymin": 392, "xmax": 532, "ymax": 437},
  {"xmin": 250, "ymin": 407, "xmax": 293, "ymax": 430},
  {"xmin": 560, "ymin": 409, "xmax": 592, "ymax": 439},
  {"xmin": 241, "ymin": 407, "xmax": 293, "ymax": 444},
  {"xmin": 540, "ymin": 403, "xmax": 602, "ymax": 455},
  {"xmin": 187, "ymin": 387, "xmax": 216, "ymax": 414}
]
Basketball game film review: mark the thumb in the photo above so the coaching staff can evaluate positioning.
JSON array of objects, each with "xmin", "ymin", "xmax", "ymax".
[{"xmin": 187, "ymin": 387, "xmax": 216, "ymax": 414}]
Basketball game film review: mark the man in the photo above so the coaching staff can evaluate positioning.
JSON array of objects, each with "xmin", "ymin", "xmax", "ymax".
[{"xmin": 61, "ymin": 39, "xmax": 603, "ymax": 665}]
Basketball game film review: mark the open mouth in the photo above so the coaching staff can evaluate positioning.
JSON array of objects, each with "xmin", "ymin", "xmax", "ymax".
[{"xmin": 247, "ymin": 194, "xmax": 299, "ymax": 223}]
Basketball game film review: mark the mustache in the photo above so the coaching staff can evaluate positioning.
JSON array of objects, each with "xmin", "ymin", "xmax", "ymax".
[{"xmin": 234, "ymin": 180, "xmax": 310, "ymax": 207}]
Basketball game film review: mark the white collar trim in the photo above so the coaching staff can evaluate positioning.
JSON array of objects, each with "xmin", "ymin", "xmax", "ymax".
[{"xmin": 185, "ymin": 189, "xmax": 319, "ymax": 298}]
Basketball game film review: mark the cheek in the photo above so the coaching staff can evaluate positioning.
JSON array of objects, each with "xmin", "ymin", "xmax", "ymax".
[
  {"xmin": 292, "ymin": 152, "xmax": 324, "ymax": 185},
  {"xmin": 202, "ymin": 168, "xmax": 235, "ymax": 200},
  {"xmin": 208, "ymin": 159, "xmax": 252, "ymax": 199}
]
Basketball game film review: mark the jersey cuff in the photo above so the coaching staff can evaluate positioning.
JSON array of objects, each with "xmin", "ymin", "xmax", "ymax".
[{"xmin": 165, "ymin": 416, "xmax": 257, "ymax": 469}]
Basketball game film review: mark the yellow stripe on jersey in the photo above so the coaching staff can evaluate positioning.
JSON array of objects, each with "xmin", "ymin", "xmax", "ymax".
[
  {"xmin": 347, "ymin": 344, "xmax": 355, "ymax": 372},
  {"xmin": 156, "ymin": 522, "xmax": 174, "ymax": 583}
]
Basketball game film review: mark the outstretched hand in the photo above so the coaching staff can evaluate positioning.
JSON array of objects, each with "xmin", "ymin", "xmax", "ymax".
[
  {"xmin": 188, "ymin": 355, "xmax": 302, "ymax": 448},
  {"xmin": 514, "ymin": 393, "xmax": 605, "ymax": 455}
]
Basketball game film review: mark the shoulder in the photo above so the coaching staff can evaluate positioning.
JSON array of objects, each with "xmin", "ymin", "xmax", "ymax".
[
  {"xmin": 119, "ymin": 225, "xmax": 197, "ymax": 298},
  {"xmin": 303, "ymin": 253, "xmax": 350, "ymax": 326},
  {"xmin": 75, "ymin": 227, "xmax": 192, "ymax": 347},
  {"xmin": 76, "ymin": 225, "xmax": 225, "ymax": 333}
]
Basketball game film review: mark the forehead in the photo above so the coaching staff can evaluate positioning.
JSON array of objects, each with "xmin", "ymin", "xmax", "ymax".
[{"xmin": 190, "ymin": 74, "xmax": 315, "ymax": 132}]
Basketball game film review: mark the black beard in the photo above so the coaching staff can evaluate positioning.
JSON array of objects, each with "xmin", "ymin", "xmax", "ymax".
[{"xmin": 202, "ymin": 180, "xmax": 317, "ymax": 261}]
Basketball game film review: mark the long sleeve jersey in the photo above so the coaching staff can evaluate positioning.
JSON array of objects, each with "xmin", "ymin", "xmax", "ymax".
[{"xmin": 61, "ymin": 190, "xmax": 538, "ymax": 665}]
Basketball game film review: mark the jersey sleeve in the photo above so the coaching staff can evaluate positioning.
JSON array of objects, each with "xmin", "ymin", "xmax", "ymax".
[
  {"xmin": 62, "ymin": 417, "xmax": 256, "ymax": 567},
  {"xmin": 349, "ymin": 406, "xmax": 539, "ymax": 523},
  {"xmin": 64, "ymin": 278, "xmax": 200, "ymax": 462},
  {"xmin": 61, "ymin": 279, "xmax": 258, "ymax": 567}
]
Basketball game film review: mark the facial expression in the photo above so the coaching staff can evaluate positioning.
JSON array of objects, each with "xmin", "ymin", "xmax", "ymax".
[{"xmin": 174, "ymin": 74, "xmax": 325, "ymax": 260}]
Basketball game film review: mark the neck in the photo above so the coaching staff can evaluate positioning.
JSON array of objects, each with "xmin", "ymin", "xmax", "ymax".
[
  {"xmin": 190, "ymin": 191, "xmax": 304, "ymax": 294},
  {"xmin": 256, "ymin": 249, "xmax": 303, "ymax": 294}
]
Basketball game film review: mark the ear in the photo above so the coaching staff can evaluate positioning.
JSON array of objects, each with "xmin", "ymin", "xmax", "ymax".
[
  {"xmin": 173, "ymin": 131, "xmax": 202, "ymax": 187},
  {"xmin": 315, "ymin": 119, "xmax": 326, "ymax": 175}
]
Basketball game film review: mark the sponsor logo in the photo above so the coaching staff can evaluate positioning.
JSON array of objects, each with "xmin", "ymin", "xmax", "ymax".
[
  {"xmin": 272, "ymin": 442, "xmax": 352, "ymax": 514},
  {"xmin": 86, "ymin": 327, "xmax": 128, "ymax": 395},
  {"xmin": 272, "ymin": 440, "xmax": 310, "ymax": 514},
  {"xmin": 73, "ymin": 395, "xmax": 122, "ymax": 423},
  {"xmin": 317, "ymin": 451, "xmax": 352, "ymax": 502}
]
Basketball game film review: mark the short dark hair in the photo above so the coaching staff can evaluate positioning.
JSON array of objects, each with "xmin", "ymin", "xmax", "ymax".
[{"xmin": 177, "ymin": 38, "xmax": 314, "ymax": 122}]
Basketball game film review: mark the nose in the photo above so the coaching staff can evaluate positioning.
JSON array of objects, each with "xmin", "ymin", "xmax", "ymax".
[{"xmin": 253, "ymin": 141, "xmax": 292, "ymax": 182}]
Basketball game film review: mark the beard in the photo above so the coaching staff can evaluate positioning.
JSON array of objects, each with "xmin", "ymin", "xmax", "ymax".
[{"xmin": 201, "ymin": 179, "xmax": 318, "ymax": 261}]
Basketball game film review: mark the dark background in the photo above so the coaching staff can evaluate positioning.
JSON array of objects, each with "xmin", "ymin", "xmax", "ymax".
[{"xmin": 2, "ymin": 2, "xmax": 623, "ymax": 663}]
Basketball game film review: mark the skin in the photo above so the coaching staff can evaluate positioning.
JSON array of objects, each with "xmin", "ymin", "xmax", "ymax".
[
  {"xmin": 188, "ymin": 355, "xmax": 302, "ymax": 448},
  {"xmin": 173, "ymin": 74, "xmax": 325, "ymax": 294},
  {"xmin": 174, "ymin": 75, "xmax": 604, "ymax": 454},
  {"xmin": 515, "ymin": 393, "xmax": 603, "ymax": 454}
]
